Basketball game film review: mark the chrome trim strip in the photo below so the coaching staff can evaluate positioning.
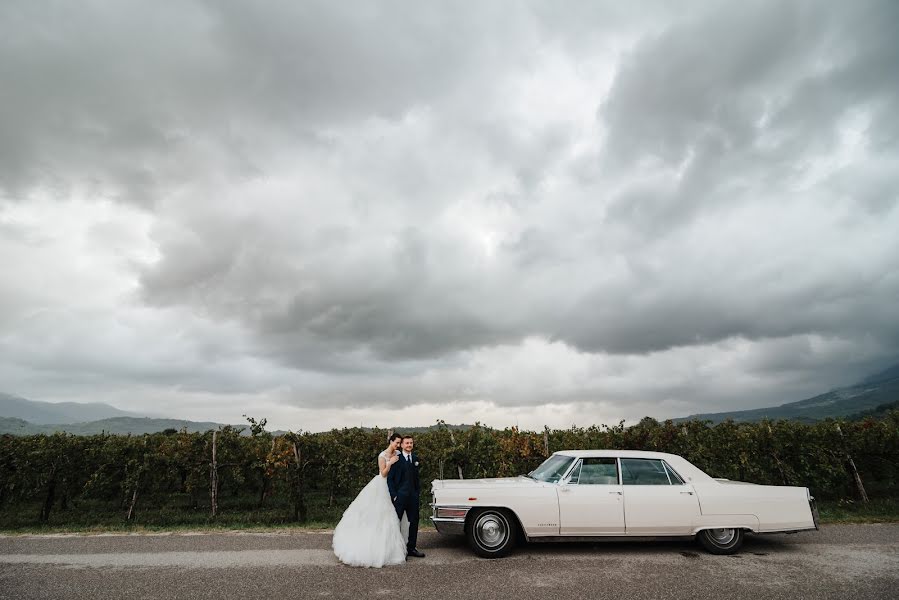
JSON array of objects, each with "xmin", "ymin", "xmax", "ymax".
[
  {"xmin": 431, "ymin": 516, "xmax": 466, "ymax": 535},
  {"xmin": 431, "ymin": 505, "xmax": 472, "ymax": 514},
  {"xmin": 663, "ymin": 460, "xmax": 686, "ymax": 484}
]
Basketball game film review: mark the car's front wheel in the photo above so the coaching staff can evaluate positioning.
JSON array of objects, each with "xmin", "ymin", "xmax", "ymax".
[
  {"xmin": 697, "ymin": 527, "xmax": 744, "ymax": 554},
  {"xmin": 466, "ymin": 508, "xmax": 516, "ymax": 558}
]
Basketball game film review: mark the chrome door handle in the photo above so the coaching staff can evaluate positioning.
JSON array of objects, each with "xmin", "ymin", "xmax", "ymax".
[
  {"xmin": 680, "ymin": 491, "xmax": 694, "ymax": 495},
  {"xmin": 609, "ymin": 491, "xmax": 622, "ymax": 495}
]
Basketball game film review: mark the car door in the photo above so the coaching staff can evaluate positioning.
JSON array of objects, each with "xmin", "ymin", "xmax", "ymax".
[
  {"xmin": 620, "ymin": 458, "xmax": 701, "ymax": 535},
  {"xmin": 557, "ymin": 457, "xmax": 626, "ymax": 535}
]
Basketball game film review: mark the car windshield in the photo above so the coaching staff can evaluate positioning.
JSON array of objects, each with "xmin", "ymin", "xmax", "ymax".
[{"xmin": 529, "ymin": 455, "xmax": 576, "ymax": 483}]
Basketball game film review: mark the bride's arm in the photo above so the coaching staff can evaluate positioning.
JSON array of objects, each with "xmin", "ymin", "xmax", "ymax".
[{"xmin": 379, "ymin": 453, "xmax": 399, "ymax": 477}]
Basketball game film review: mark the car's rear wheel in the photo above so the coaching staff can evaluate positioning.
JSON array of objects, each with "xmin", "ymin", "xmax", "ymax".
[
  {"xmin": 697, "ymin": 527, "xmax": 744, "ymax": 554},
  {"xmin": 466, "ymin": 508, "xmax": 517, "ymax": 558}
]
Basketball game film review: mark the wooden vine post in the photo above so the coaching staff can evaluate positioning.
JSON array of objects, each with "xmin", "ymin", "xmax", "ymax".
[
  {"xmin": 258, "ymin": 438, "xmax": 276, "ymax": 507},
  {"xmin": 449, "ymin": 429, "xmax": 463, "ymax": 479},
  {"xmin": 126, "ymin": 481, "xmax": 139, "ymax": 521},
  {"xmin": 126, "ymin": 438, "xmax": 146, "ymax": 521},
  {"xmin": 39, "ymin": 460, "xmax": 58, "ymax": 523},
  {"xmin": 291, "ymin": 440, "xmax": 307, "ymax": 522},
  {"xmin": 210, "ymin": 430, "xmax": 219, "ymax": 517},
  {"xmin": 836, "ymin": 424, "xmax": 869, "ymax": 503}
]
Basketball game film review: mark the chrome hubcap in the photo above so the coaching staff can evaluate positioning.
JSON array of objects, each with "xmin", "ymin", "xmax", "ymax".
[
  {"xmin": 708, "ymin": 528, "xmax": 736, "ymax": 545},
  {"xmin": 475, "ymin": 514, "xmax": 507, "ymax": 548}
]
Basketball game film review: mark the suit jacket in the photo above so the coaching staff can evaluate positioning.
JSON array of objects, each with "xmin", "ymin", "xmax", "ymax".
[{"xmin": 387, "ymin": 452, "xmax": 421, "ymax": 500}]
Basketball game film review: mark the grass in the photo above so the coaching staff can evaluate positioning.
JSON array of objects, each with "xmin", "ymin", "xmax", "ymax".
[
  {"xmin": 2, "ymin": 497, "xmax": 896, "ymax": 535},
  {"xmin": 817, "ymin": 498, "xmax": 899, "ymax": 524},
  {"xmin": 0, "ymin": 493, "xmax": 434, "ymax": 535},
  {"xmin": 0, "ymin": 518, "xmax": 437, "ymax": 536}
]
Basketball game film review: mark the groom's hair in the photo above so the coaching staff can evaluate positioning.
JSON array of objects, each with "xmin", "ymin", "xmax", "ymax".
[
  {"xmin": 401, "ymin": 435, "xmax": 414, "ymax": 442},
  {"xmin": 388, "ymin": 433, "xmax": 402, "ymax": 442}
]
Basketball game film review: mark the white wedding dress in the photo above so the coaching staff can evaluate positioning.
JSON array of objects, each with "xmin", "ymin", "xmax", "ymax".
[{"xmin": 332, "ymin": 450, "xmax": 410, "ymax": 567}]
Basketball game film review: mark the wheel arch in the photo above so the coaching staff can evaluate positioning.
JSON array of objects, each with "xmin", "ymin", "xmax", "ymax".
[
  {"xmin": 691, "ymin": 514, "xmax": 760, "ymax": 535},
  {"xmin": 465, "ymin": 505, "xmax": 528, "ymax": 541},
  {"xmin": 693, "ymin": 525, "xmax": 755, "ymax": 536}
]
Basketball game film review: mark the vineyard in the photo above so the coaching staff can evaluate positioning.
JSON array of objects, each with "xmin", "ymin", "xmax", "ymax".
[{"xmin": 1, "ymin": 414, "xmax": 897, "ymax": 529}]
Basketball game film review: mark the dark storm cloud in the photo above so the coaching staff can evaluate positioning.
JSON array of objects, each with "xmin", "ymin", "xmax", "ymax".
[
  {"xmin": 2, "ymin": 1, "xmax": 898, "ymax": 421},
  {"xmin": 0, "ymin": 1, "xmax": 531, "ymax": 204},
  {"xmin": 130, "ymin": 0, "xmax": 899, "ymax": 371},
  {"xmin": 600, "ymin": 0, "xmax": 899, "ymax": 216},
  {"xmin": 542, "ymin": 0, "xmax": 899, "ymax": 356}
]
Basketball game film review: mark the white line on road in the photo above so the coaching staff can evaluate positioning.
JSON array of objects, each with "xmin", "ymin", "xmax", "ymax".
[{"xmin": 0, "ymin": 550, "xmax": 339, "ymax": 568}]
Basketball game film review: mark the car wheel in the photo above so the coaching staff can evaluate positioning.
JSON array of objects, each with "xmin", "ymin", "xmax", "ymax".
[
  {"xmin": 697, "ymin": 528, "xmax": 744, "ymax": 555},
  {"xmin": 466, "ymin": 508, "xmax": 516, "ymax": 558}
]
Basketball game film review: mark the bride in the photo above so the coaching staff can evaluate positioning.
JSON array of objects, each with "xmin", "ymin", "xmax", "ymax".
[{"xmin": 332, "ymin": 433, "xmax": 409, "ymax": 567}]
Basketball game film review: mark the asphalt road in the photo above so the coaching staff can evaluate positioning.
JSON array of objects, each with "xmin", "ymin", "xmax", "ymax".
[{"xmin": 1, "ymin": 524, "xmax": 897, "ymax": 600}]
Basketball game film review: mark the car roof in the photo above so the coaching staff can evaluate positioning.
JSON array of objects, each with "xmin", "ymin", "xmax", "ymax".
[
  {"xmin": 554, "ymin": 449, "xmax": 679, "ymax": 459},
  {"xmin": 551, "ymin": 449, "xmax": 716, "ymax": 483}
]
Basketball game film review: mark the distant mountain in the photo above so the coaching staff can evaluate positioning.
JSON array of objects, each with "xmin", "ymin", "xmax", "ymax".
[
  {"xmin": 0, "ymin": 393, "xmax": 142, "ymax": 424},
  {"xmin": 0, "ymin": 417, "xmax": 38, "ymax": 434},
  {"xmin": 359, "ymin": 424, "xmax": 474, "ymax": 434},
  {"xmin": 844, "ymin": 399, "xmax": 899, "ymax": 421},
  {"xmin": 0, "ymin": 415, "xmax": 476, "ymax": 436},
  {"xmin": 862, "ymin": 362, "xmax": 899, "ymax": 386},
  {"xmin": 680, "ymin": 362, "xmax": 899, "ymax": 423},
  {"xmin": 0, "ymin": 416, "xmax": 245, "ymax": 436}
]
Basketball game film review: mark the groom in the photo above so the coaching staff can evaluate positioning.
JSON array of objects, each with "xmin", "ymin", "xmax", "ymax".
[{"xmin": 387, "ymin": 435, "xmax": 425, "ymax": 558}]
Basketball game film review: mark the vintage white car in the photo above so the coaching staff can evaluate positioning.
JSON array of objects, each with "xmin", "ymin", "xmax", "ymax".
[{"xmin": 431, "ymin": 450, "xmax": 819, "ymax": 557}]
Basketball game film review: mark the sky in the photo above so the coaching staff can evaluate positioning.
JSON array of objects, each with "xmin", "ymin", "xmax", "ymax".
[{"xmin": 1, "ymin": 1, "xmax": 898, "ymax": 432}]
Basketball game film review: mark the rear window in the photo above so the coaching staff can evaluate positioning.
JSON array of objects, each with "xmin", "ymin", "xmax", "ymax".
[{"xmin": 620, "ymin": 458, "xmax": 672, "ymax": 485}]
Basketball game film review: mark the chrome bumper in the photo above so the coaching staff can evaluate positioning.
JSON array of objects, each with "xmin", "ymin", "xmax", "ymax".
[
  {"xmin": 431, "ymin": 516, "xmax": 466, "ymax": 535},
  {"xmin": 430, "ymin": 504, "xmax": 471, "ymax": 535}
]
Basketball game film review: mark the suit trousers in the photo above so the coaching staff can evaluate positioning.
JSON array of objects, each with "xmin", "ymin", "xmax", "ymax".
[{"xmin": 393, "ymin": 493, "xmax": 419, "ymax": 552}]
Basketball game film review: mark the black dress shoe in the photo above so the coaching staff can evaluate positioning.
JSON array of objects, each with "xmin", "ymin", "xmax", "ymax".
[{"xmin": 407, "ymin": 549, "xmax": 425, "ymax": 558}]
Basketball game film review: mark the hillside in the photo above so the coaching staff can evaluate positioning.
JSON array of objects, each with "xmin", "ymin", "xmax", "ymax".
[
  {"xmin": 0, "ymin": 416, "xmax": 243, "ymax": 436},
  {"xmin": 0, "ymin": 393, "xmax": 141, "ymax": 424},
  {"xmin": 680, "ymin": 362, "xmax": 899, "ymax": 423},
  {"xmin": 0, "ymin": 416, "xmax": 474, "ymax": 436}
]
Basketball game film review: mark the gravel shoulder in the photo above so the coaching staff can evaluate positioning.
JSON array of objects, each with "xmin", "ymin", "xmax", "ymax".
[{"xmin": 1, "ymin": 524, "xmax": 897, "ymax": 600}]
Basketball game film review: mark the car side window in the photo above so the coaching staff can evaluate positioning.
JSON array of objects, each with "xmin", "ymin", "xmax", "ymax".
[
  {"xmin": 572, "ymin": 458, "xmax": 618, "ymax": 485},
  {"xmin": 620, "ymin": 458, "xmax": 672, "ymax": 485},
  {"xmin": 664, "ymin": 461, "xmax": 685, "ymax": 484},
  {"xmin": 567, "ymin": 460, "xmax": 582, "ymax": 484}
]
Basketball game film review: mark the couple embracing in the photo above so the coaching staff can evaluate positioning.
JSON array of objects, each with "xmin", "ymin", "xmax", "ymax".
[{"xmin": 332, "ymin": 433, "xmax": 426, "ymax": 567}]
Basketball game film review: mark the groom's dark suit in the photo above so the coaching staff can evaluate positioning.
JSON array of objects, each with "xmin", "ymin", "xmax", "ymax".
[{"xmin": 387, "ymin": 451, "xmax": 421, "ymax": 553}]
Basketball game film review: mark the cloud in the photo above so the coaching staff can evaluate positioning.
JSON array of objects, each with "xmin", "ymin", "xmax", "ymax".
[{"xmin": 0, "ymin": 1, "xmax": 897, "ymax": 429}]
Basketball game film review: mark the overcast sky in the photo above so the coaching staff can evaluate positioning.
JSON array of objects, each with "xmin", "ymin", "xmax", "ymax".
[{"xmin": 1, "ymin": 1, "xmax": 897, "ymax": 432}]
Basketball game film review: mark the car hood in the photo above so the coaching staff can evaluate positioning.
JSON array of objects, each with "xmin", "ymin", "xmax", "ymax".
[{"xmin": 432, "ymin": 476, "xmax": 539, "ymax": 490}]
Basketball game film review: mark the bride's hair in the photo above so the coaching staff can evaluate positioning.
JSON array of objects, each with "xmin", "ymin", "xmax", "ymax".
[{"xmin": 388, "ymin": 433, "xmax": 402, "ymax": 443}]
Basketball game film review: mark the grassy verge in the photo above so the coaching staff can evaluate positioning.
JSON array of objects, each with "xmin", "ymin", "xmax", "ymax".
[
  {"xmin": 0, "ymin": 496, "xmax": 434, "ymax": 535},
  {"xmin": 2, "ymin": 499, "xmax": 896, "ymax": 535},
  {"xmin": 817, "ymin": 498, "xmax": 899, "ymax": 524},
  {"xmin": 0, "ymin": 519, "xmax": 437, "ymax": 536}
]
